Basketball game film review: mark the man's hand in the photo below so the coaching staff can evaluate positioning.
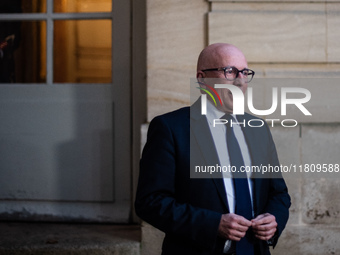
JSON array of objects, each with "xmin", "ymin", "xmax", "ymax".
[
  {"xmin": 251, "ymin": 213, "xmax": 277, "ymax": 241},
  {"xmin": 218, "ymin": 213, "xmax": 252, "ymax": 241}
]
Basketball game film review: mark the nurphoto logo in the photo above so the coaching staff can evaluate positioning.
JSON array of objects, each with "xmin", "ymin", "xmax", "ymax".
[{"xmin": 197, "ymin": 82, "xmax": 312, "ymax": 128}]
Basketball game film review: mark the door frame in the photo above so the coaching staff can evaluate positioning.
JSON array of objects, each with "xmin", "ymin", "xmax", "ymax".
[{"xmin": 0, "ymin": 0, "xmax": 146, "ymax": 223}]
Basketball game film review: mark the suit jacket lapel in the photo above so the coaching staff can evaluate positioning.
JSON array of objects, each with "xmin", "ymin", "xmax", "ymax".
[{"xmin": 190, "ymin": 100, "xmax": 229, "ymax": 211}]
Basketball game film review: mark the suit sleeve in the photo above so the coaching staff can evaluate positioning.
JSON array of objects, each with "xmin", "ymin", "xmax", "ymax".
[{"xmin": 135, "ymin": 115, "xmax": 222, "ymax": 250}]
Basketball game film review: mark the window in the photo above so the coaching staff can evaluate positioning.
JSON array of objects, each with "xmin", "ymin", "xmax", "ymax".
[{"xmin": 0, "ymin": 0, "xmax": 112, "ymax": 84}]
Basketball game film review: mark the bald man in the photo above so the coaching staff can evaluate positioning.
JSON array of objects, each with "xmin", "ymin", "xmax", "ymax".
[{"xmin": 135, "ymin": 43, "xmax": 291, "ymax": 255}]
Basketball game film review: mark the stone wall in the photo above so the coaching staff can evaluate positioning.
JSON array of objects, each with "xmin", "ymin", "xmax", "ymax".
[
  {"xmin": 147, "ymin": 0, "xmax": 208, "ymax": 121},
  {"xmin": 142, "ymin": 0, "xmax": 340, "ymax": 254}
]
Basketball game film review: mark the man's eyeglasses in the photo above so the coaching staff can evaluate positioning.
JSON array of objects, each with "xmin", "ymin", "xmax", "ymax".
[{"xmin": 201, "ymin": 66, "xmax": 255, "ymax": 83}]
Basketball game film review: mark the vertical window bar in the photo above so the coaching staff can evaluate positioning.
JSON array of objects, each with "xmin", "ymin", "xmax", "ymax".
[{"xmin": 46, "ymin": 0, "xmax": 54, "ymax": 85}]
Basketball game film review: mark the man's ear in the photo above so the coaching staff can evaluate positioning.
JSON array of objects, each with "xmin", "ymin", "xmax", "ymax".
[{"xmin": 196, "ymin": 71, "xmax": 205, "ymax": 87}]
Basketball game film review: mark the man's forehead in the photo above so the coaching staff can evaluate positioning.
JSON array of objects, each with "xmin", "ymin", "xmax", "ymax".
[{"xmin": 215, "ymin": 54, "xmax": 248, "ymax": 69}]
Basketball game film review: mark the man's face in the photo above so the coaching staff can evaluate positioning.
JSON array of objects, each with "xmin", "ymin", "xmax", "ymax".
[{"xmin": 198, "ymin": 48, "xmax": 249, "ymax": 114}]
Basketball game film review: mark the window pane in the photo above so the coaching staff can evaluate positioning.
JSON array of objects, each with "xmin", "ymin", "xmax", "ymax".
[
  {"xmin": 0, "ymin": 21, "xmax": 46, "ymax": 83},
  {"xmin": 0, "ymin": 0, "xmax": 46, "ymax": 13},
  {"xmin": 54, "ymin": 19, "xmax": 112, "ymax": 83},
  {"xmin": 54, "ymin": 0, "xmax": 111, "ymax": 13}
]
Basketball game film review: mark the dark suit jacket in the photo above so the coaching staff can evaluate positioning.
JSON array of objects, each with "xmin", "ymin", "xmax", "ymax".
[{"xmin": 135, "ymin": 100, "xmax": 291, "ymax": 255}]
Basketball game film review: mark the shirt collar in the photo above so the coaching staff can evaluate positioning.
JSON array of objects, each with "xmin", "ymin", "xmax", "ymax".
[{"xmin": 206, "ymin": 99, "xmax": 236, "ymax": 123}]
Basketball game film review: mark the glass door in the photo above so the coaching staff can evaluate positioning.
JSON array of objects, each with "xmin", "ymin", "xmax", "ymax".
[{"xmin": 0, "ymin": 0, "xmax": 132, "ymax": 223}]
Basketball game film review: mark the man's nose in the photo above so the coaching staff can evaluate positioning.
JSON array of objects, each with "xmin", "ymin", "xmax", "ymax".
[
  {"xmin": 233, "ymin": 76, "xmax": 246, "ymax": 86},
  {"xmin": 237, "ymin": 71, "xmax": 247, "ymax": 80}
]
